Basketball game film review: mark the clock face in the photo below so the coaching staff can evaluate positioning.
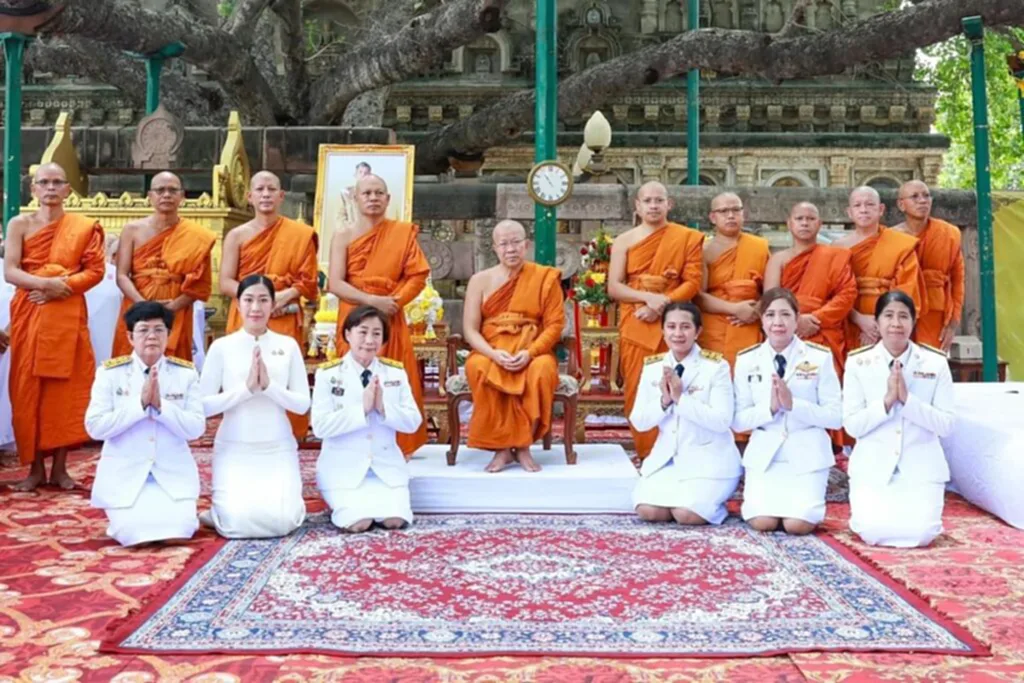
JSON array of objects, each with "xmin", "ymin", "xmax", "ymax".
[{"xmin": 529, "ymin": 162, "xmax": 572, "ymax": 206}]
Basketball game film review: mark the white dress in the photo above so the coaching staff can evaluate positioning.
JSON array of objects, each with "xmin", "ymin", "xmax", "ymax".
[
  {"xmin": 311, "ymin": 354, "xmax": 423, "ymax": 529},
  {"xmin": 85, "ymin": 262, "xmax": 124, "ymax": 365},
  {"xmin": 843, "ymin": 341, "xmax": 955, "ymax": 547},
  {"xmin": 199, "ymin": 329, "xmax": 311, "ymax": 538},
  {"xmin": 629, "ymin": 344, "xmax": 742, "ymax": 524},
  {"xmin": 732, "ymin": 338, "xmax": 842, "ymax": 524},
  {"xmin": 0, "ymin": 259, "xmax": 15, "ymax": 448}
]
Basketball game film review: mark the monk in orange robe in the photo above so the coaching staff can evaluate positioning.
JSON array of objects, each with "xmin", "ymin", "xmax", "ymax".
[
  {"xmin": 328, "ymin": 174, "xmax": 431, "ymax": 456},
  {"xmin": 695, "ymin": 192, "xmax": 769, "ymax": 369},
  {"xmin": 608, "ymin": 181, "xmax": 703, "ymax": 460},
  {"xmin": 112, "ymin": 172, "xmax": 216, "ymax": 360},
  {"xmin": 462, "ymin": 221, "xmax": 565, "ymax": 473},
  {"xmin": 834, "ymin": 186, "xmax": 924, "ymax": 354},
  {"xmin": 221, "ymin": 171, "xmax": 319, "ymax": 440},
  {"xmin": 764, "ymin": 202, "xmax": 857, "ymax": 376},
  {"xmin": 894, "ymin": 180, "xmax": 964, "ymax": 351},
  {"xmin": 5, "ymin": 163, "xmax": 105, "ymax": 491}
]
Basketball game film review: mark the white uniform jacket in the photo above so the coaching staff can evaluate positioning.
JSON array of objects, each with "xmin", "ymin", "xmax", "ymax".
[
  {"xmin": 629, "ymin": 344, "xmax": 741, "ymax": 480},
  {"xmin": 312, "ymin": 354, "xmax": 423, "ymax": 489},
  {"xmin": 86, "ymin": 353, "xmax": 205, "ymax": 509},
  {"xmin": 842, "ymin": 341, "xmax": 955, "ymax": 487},
  {"xmin": 732, "ymin": 338, "xmax": 842, "ymax": 474}
]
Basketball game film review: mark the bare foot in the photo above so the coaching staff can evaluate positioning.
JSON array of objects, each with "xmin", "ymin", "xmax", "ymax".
[
  {"xmin": 515, "ymin": 448, "xmax": 542, "ymax": 473},
  {"xmin": 346, "ymin": 518, "xmax": 373, "ymax": 533},
  {"xmin": 10, "ymin": 468, "xmax": 46, "ymax": 492},
  {"xmin": 380, "ymin": 517, "xmax": 406, "ymax": 530},
  {"xmin": 485, "ymin": 449, "xmax": 515, "ymax": 473},
  {"xmin": 49, "ymin": 471, "xmax": 80, "ymax": 491}
]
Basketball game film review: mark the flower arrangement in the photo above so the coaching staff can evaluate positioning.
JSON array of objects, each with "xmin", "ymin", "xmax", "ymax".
[
  {"xmin": 571, "ymin": 270, "xmax": 610, "ymax": 309},
  {"xmin": 580, "ymin": 227, "xmax": 613, "ymax": 272},
  {"xmin": 405, "ymin": 277, "xmax": 444, "ymax": 340}
]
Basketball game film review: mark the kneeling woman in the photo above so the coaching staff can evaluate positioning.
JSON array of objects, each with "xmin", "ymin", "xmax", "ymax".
[
  {"xmin": 312, "ymin": 305, "xmax": 422, "ymax": 532},
  {"xmin": 199, "ymin": 274, "xmax": 311, "ymax": 538},
  {"xmin": 732, "ymin": 287, "xmax": 842, "ymax": 534},
  {"xmin": 843, "ymin": 290, "xmax": 955, "ymax": 547},
  {"xmin": 629, "ymin": 302, "xmax": 741, "ymax": 525}
]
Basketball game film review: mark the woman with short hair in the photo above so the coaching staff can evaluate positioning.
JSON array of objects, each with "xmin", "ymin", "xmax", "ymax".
[{"xmin": 842, "ymin": 289, "xmax": 955, "ymax": 547}]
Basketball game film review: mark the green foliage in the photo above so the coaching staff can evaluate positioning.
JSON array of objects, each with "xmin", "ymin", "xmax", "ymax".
[
  {"xmin": 217, "ymin": 0, "xmax": 235, "ymax": 19},
  {"xmin": 918, "ymin": 29, "xmax": 1024, "ymax": 191}
]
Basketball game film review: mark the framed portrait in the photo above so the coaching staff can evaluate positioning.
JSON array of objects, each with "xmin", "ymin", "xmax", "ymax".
[{"xmin": 313, "ymin": 144, "xmax": 416, "ymax": 260}]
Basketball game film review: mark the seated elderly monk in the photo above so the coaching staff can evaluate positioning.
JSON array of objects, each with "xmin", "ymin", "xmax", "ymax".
[{"xmin": 462, "ymin": 220, "xmax": 565, "ymax": 473}]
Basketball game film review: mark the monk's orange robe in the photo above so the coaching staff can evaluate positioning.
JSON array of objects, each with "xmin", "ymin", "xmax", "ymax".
[
  {"xmin": 334, "ymin": 219, "xmax": 431, "ymax": 456},
  {"xmin": 9, "ymin": 214, "xmax": 105, "ymax": 463},
  {"xmin": 111, "ymin": 219, "xmax": 216, "ymax": 360},
  {"xmin": 910, "ymin": 218, "xmax": 965, "ymax": 348},
  {"xmin": 618, "ymin": 224, "xmax": 704, "ymax": 459},
  {"xmin": 225, "ymin": 217, "xmax": 319, "ymax": 440},
  {"xmin": 780, "ymin": 244, "xmax": 857, "ymax": 376},
  {"xmin": 845, "ymin": 226, "xmax": 925, "ymax": 354},
  {"xmin": 698, "ymin": 233, "xmax": 770, "ymax": 369},
  {"xmin": 465, "ymin": 263, "xmax": 564, "ymax": 449}
]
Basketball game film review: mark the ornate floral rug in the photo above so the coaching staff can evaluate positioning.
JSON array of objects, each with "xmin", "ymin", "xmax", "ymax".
[{"xmin": 102, "ymin": 514, "xmax": 985, "ymax": 659}]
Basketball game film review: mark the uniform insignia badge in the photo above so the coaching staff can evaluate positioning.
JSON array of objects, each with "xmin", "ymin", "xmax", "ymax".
[
  {"xmin": 166, "ymin": 356, "xmax": 195, "ymax": 369},
  {"xmin": 332, "ymin": 386, "xmax": 345, "ymax": 396},
  {"xmin": 913, "ymin": 370, "xmax": 937, "ymax": 379},
  {"xmin": 116, "ymin": 387, "xmax": 124, "ymax": 396},
  {"xmin": 384, "ymin": 380, "xmax": 400, "ymax": 387},
  {"xmin": 272, "ymin": 348, "xmax": 285, "ymax": 356}
]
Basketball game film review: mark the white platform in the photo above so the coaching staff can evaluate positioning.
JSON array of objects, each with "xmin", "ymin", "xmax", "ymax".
[
  {"xmin": 407, "ymin": 443, "xmax": 638, "ymax": 514},
  {"xmin": 942, "ymin": 383, "xmax": 1024, "ymax": 529}
]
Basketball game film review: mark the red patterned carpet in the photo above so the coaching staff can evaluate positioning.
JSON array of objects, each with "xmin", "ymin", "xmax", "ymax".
[{"xmin": 0, "ymin": 450, "xmax": 1022, "ymax": 680}]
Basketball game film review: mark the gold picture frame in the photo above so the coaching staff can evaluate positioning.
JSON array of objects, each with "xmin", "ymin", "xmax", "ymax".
[{"xmin": 313, "ymin": 144, "xmax": 416, "ymax": 261}]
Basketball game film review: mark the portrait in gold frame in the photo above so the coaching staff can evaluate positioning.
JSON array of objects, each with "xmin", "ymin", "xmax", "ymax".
[{"xmin": 312, "ymin": 144, "xmax": 416, "ymax": 260}]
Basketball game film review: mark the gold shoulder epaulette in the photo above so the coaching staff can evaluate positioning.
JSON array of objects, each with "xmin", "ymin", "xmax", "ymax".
[
  {"xmin": 103, "ymin": 355, "xmax": 131, "ymax": 369},
  {"xmin": 380, "ymin": 357, "xmax": 404, "ymax": 369},
  {"xmin": 166, "ymin": 356, "xmax": 195, "ymax": 369},
  {"xmin": 700, "ymin": 349, "xmax": 724, "ymax": 362},
  {"xmin": 737, "ymin": 343, "xmax": 760, "ymax": 357},
  {"xmin": 920, "ymin": 343, "xmax": 948, "ymax": 357},
  {"xmin": 805, "ymin": 341, "xmax": 830, "ymax": 353},
  {"xmin": 644, "ymin": 353, "xmax": 666, "ymax": 365},
  {"xmin": 848, "ymin": 345, "xmax": 872, "ymax": 357},
  {"xmin": 318, "ymin": 358, "xmax": 343, "ymax": 370}
]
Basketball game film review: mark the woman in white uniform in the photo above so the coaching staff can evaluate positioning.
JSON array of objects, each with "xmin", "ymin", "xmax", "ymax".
[
  {"xmin": 312, "ymin": 305, "xmax": 422, "ymax": 532},
  {"xmin": 733, "ymin": 287, "xmax": 842, "ymax": 534},
  {"xmin": 629, "ymin": 302, "xmax": 741, "ymax": 525},
  {"xmin": 199, "ymin": 274, "xmax": 310, "ymax": 538},
  {"xmin": 843, "ymin": 290, "xmax": 955, "ymax": 547}
]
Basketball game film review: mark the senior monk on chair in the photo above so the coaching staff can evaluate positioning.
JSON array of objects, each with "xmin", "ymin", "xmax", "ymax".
[
  {"xmin": 893, "ymin": 180, "xmax": 964, "ymax": 352},
  {"xmin": 833, "ymin": 186, "xmax": 925, "ymax": 354},
  {"xmin": 5, "ymin": 163, "xmax": 105, "ymax": 491},
  {"xmin": 113, "ymin": 172, "xmax": 216, "ymax": 362},
  {"xmin": 220, "ymin": 171, "xmax": 319, "ymax": 440},
  {"xmin": 328, "ymin": 173, "xmax": 431, "ymax": 458},
  {"xmin": 462, "ymin": 220, "xmax": 565, "ymax": 473},
  {"xmin": 608, "ymin": 181, "xmax": 703, "ymax": 460}
]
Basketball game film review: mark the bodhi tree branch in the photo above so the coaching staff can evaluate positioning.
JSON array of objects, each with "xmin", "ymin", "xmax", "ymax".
[{"xmin": 415, "ymin": 0, "xmax": 1024, "ymax": 173}]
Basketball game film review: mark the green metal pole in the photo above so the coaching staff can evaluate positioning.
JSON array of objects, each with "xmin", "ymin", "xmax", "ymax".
[
  {"xmin": 533, "ymin": 0, "xmax": 557, "ymax": 267},
  {"xmin": 145, "ymin": 56, "xmax": 164, "ymax": 115},
  {"xmin": 964, "ymin": 16, "xmax": 998, "ymax": 382},
  {"xmin": 2, "ymin": 33, "xmax": 27, "ymax": 237},
  {"xmin": 686, "ymin": 0, "xmax": 699, "ymax": 187}
]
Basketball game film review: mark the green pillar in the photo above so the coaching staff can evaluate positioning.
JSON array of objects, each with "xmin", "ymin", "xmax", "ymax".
[
  {"xmin": 964, "ymin": 16, "xmax": 998, "ymax": 382},
  {"xmin": 139, "ymin": 43, "xmax": 185, "ymax": 115},
  {"xmin": 686, "ymin": 0, "xmax": 699, "ymax": 187},
  {"xmin": 533, "ymin": 0, "xmax": 557, "ymax": 267},
  {"xmin": 1, "ymin": 33, "xmax": 27, "ymax": 236}
]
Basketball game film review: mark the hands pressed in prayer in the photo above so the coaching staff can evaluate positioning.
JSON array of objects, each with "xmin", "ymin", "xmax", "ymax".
[
  {"xmin": 659, "ymin": 367, "xmax": 673, "ymax": 410},
  {"xmin": 246, "ymin": 347, "xmax": 262, "ymax": 393},
  {"xmin": 362, "ymin": 375, "xmax": 378, "ymax": 415},
  {"xmin": 372, "ymin": 376, "xmax": 385, "ymax": 416},
  {"xmin": 884, "ymin": 360, "xmax": 902, "ymax": 411},
  {"xmin": 896, "ymin": 363, "xmax": 909, "ymax": 404},
  {"xmin": 256, "ymin": 347, "xmax": 270, "ymax": 390},
  {"xmin": 774, "ymin": 374, "xmax": 793, "ymax": 412},
  {"xmin": 149, "ymin": 366, "xmax": 162, "ymax": 411},
  {"xmin": 796, "ymin": 313, "xmax": 821, "ymax": 338}
]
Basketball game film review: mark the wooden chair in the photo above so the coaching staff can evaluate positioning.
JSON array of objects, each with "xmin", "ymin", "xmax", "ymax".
[{"xmin": 444, "ymin": 334, "xmax": 579, "ymax": 467}]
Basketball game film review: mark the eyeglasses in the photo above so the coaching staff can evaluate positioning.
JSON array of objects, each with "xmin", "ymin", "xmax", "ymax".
[
  {"xmin": 133, "ymin": 326, "xmax": 168, "ymax": 338},
  {"xmin": 899, "ymin": 192, "xmax": 932, "ymax": 202},
  {"xmin": 495, "ymin": 238, "xmax": 526, "ymax": 250},
  {"xmin": 150, "ymin": 187, "xmax": 183, "ymax": 196},
  {"xmin": 33, "ymin": 179, "xmax": 68, "ymax": 188}
]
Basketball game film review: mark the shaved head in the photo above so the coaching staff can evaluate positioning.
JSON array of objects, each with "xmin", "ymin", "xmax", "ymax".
[
  {"xmin": 354, "ymin": 174, "xmax": 391, "ymax": 220},
  {"xmin": 33, "ymin": 162, "xmax": 67, "ymax": 182},
  {"xmin": 493, "ymin": 219, "xmax": 527, "ymax": 242},
  {"xmin": 492, "ymin": 219, "xmax": 528, "ymax": 269},
  {"xmin": 788, "ymin": 201, "xmax": 822, "ymax": 244},
  {"xmin": 634, "ymin": 181, "xmax": 672, "ymax": 227},
  {"xmin": 710, "ymin": 192, "xmax": 742, "ymax": 211},
  {"xmin": 789, "ymin": 201, "xmax": 820, "ymax": 218},
  {"xmin": 847, "ymin": 185, "xmax": 884, "ymax": 231},
  {"xmin": 709, "ymin": 191, "xmax": 744, "ymax": 236},
  {"xmin": 848, "ymin": 185, "xmax": 880, "ymax": 206},
  {"xmin": 897, "ymin": 179, "xmax": 933, "ymax": 222},
  {"xmin": 250, "ymin": 170, "xmax": 282, "ymax": 190},
  {"xmin": 636, "ymin": 181, "xmax": 667, "ymax": 200},
  {"xmin": 150, "ymin": 171, "xmax": 182, "ymax": 190},
  {"xmin": 355, "ymin": 174, "xmax": 389, "ymax": 194}
]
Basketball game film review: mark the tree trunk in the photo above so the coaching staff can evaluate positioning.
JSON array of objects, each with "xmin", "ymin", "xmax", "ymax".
[{"xmin": 415, "ymin": 0, "xmax": 1024, "ymax": 173}]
